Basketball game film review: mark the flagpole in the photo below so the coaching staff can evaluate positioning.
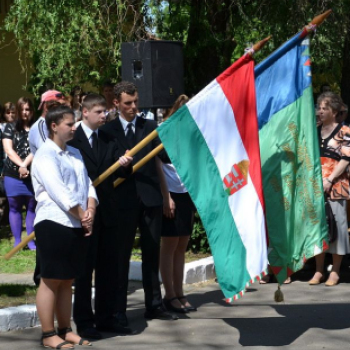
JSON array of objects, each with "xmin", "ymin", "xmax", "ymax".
[
  {"xmin": 300, "ymin": 9, "xmax": 332, "ymax": 37},
  {"xmin": 93, "ymin": 129, "xmax": 159, "ymax": 187},
  {"xmin": 114, "ymin": 144, "xmax": 164, "ymax": 188},
  {"xmin": 311, "ymin": 9, "xmax": 332, "ymax": 25},
  {"xmin": 3, "ymin": 36, "xmax": 271, "ymax": 260},
  {"xmin": 256, "ymin": 9, "xmax": 332, "ymax": 77}
]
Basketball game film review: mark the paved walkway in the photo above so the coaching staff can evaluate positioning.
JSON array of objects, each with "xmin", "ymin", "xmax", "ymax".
[
  {"xmin": 1, "ymin": 262, "xmax": 350, "ymax": 349},
  {"xmin": 0, "ymin": 273, "xmax": 34, "ymax": 285}
]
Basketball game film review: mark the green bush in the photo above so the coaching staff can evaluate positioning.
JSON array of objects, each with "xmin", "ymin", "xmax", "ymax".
[{"xmin": 189, "ymin": 212, "xmax": 210, "ymax": 254}]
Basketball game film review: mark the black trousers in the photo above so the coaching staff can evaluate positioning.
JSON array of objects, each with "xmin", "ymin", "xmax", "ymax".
[
  {"xmin": 105, "ymin": 208, "xmax": 138, "ymax": 316},
  {"xmin": 73, "ymin": 224, "xmax": 99, "ymax": 330},
  {"xmin": 138, "ymin": 203, "xmax": 163, "ymax": 311},
  {"xmin": 73, "ymin": 208, "xmax": 139, "ymax": 328}
]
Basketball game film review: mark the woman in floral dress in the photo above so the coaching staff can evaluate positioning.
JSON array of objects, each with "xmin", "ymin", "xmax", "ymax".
[{"xmin": 309, "ymin": 92, "xmax": 350, "ymax": 286}]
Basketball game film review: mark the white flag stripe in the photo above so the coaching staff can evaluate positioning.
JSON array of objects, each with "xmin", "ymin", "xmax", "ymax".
[{"xmin": 187, "ymin": 80, "xmax": 267, "ymax": 278}]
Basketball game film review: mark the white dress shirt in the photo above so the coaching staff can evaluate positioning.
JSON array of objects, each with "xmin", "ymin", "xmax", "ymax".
[
  {"xmin": 29, "ymin": 116, "xmax": 49, "ymax": 155},
  {"xmin": 31, "ymin": 138, "xmax": 98, "ymax": 228},
  {"xmin": 80, "ymin": 122, "xmax": 98, "ymax": 147},
  {"xmin": 119, "ymin": 115, "xmax": 136, "ymax": 136}
]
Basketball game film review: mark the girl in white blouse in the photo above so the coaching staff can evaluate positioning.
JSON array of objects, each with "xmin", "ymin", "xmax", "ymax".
[{"xmin": 31, "ymin": 105, "xmax": 98, "ymax": 349}]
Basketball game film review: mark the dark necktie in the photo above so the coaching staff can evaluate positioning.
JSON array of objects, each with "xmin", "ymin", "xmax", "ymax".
[
  {"xmin": 91, "ymin": 131, "xmax": 98, "ymax": 159},
  {"xmin": 126, "ymin": 123, "xmax": 135, "ymax": 148}
]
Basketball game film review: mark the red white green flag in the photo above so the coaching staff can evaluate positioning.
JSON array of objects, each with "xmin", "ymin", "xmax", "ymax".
[{"xmin": 157, "ymin": 53, "xmax": 268, "ymax": 301}]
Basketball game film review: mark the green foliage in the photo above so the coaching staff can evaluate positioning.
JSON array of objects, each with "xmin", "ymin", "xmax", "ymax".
[
  {"xmin": 1, "ymin": 0, "xmax": 146, "ymax": 95},
  {"xmin": 2, "ymin": 0, "xmax": 350, "ymax": 104},
  {"xmin": 189, "ymin": 212, "xmax": 210, "ymax": 254},
  {"xmin": 149, "ymin": 1, "xmax": 350, "ymax": 99}
]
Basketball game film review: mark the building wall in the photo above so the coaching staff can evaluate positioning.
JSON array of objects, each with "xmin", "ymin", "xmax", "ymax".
[{"xmin": 0, "ymin": 0, "xmax": 32, "ymax": 105}]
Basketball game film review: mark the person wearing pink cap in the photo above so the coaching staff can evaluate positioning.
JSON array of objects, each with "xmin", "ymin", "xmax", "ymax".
[
  {"xmin": 29, "ymin": 90, "xmax": 65, "ymax": 155},
  {"xmin": 29, "ymin": 90, "xmax": 66, "ymax": 286}
]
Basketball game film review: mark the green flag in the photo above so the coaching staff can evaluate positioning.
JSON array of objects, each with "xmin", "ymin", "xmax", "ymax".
[{"xmin": 255, "ymin": 32, "xmax": 328, "ymax": 284}]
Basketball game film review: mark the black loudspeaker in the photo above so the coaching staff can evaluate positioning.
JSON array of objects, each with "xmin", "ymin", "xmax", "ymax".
[{"xmin": 121, "ymin": 41, "xmax": 184, "ymax": 109}]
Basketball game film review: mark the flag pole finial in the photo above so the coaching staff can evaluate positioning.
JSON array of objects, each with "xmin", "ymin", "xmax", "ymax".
[
  {"xmin": 247, "ymin": 36, "xmax": 271, "ymax": 56},
  {"xmin": 301, "ymin": 9, "xmax": 332, "ymax": 37},
  {"xmin": 311, "ymin": 9, "xmax": 332, "ymax": 26}
]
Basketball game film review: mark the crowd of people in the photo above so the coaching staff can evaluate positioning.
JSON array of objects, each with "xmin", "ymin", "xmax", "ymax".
[
  {"xmin": 0, "ymin": 82, "xmax": 349, "ymax": 348},
  {"xmin": 0, "ymin": 82, "xmax": 197, "ymax": 348}
]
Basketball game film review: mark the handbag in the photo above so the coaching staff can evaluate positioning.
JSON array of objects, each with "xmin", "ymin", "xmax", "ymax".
[{"xmin": 325, "ymin": 196, "xmax": 338, "ymax": 243}]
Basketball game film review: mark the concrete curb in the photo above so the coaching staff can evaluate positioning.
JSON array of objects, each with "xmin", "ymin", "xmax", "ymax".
[
  {"xmin": 128, "ymin": 256, "xmax": 215, "ymax": 283},
  {"xmin": 0, "ymin": 257, "xmax": 215, "ymax": 332}
]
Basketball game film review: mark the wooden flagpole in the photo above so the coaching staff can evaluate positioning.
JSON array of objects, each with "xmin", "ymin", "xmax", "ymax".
[
  {"xmin": 92, "ymin": 129, "xmax": 159, "ymax": 187},
  {"xmin": 114, "ymin": 144, "xmax": 164, "ymax": 188}
]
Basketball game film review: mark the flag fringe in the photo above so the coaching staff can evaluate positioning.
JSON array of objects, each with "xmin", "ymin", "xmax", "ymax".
[
  {"xmin": 225, "ymin": 269, "xmax": 268, "ymax": 303},
  {"xmin": 269, "ymin": 238, "xmax": 329, "ymax": 283}
]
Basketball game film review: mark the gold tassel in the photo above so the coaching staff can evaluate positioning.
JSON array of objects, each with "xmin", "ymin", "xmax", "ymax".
[{"xmin": 274, "ymin": 285, "xmax": 284, "ymax": 302}]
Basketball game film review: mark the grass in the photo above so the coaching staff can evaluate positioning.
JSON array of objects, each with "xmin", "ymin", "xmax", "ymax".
[
  {"xmin": 0, "ymin": 225, "xmax": 36, "ymax": 274},
  {"xmin": 0, "ymin": 284, "xmax": 37, "ymax": 308}
]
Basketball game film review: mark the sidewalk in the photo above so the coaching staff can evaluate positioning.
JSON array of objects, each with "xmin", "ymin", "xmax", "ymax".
[
  {"xmin": 0, "ymin": 257, "xmax": 215, "ymax": 332},
  {"xmin": 2, "ymin": 268, "xmax": 350, "ymax": 349}
]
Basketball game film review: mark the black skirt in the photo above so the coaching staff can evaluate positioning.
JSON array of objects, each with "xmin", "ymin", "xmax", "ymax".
[
  {"xmin": 161, "ymin": 192, "xmax": 195, "ymax": 237},
  {"xmin": 35, "ymin": 220, "xmax": 88, "ymax": 280}
]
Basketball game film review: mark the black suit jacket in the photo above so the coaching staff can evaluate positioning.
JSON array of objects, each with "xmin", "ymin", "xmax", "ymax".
[
  {"xmin": 100, "ymin": 117, "xmax": 169, "ymax": 208},
  {"xmin": 68, "ymin": 125, "xmax": 130, "ymax": 226}
]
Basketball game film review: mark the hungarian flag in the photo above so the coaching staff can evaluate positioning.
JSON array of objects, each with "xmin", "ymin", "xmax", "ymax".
[
  {"xmin": 158, "ymin": 53, "xmax": 268, "ymax": 301},
  {"xmin": 255, "ymin": 31, "xmax": 328, "ymax": 284}
]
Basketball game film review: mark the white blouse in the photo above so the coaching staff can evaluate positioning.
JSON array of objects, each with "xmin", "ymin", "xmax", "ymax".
[
  {"xmin": 162, "ymin": 163, "xmax": 187, "ymax": 194},
  {"xmin": 31, "ymin": 138, "xmax": 98, "ymax": 228}
]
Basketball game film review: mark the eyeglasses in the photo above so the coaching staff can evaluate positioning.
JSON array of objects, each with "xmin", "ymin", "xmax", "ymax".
[{"xmin": 55, "ymin": 93, "xmax": 64, "ymax": 98}]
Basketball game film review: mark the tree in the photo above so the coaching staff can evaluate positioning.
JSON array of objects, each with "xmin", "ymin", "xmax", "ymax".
[
  {"xmin": 1, "ymin": 0, "xmax": 147, "ymax": 95},
  {"xmin": 149, "ymin": 0, "xmax": 350, "ymax": 100},
  {"xmin": 2, "ymin": 0, "xmax": 350, "ymax": 102}
]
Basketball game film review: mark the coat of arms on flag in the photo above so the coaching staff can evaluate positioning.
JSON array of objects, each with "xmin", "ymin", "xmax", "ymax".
[{"xmin": 223, "ymin": 160, "xmax": 249, "ymax": 195}]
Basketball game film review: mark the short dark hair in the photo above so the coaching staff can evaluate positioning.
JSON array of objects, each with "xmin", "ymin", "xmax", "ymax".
[
  {"xmin": 46, "ymin": 105, "xmax": 74, "ymax": 137},
  {"xmin": 114, "ymin": 81, "xmax": 137, "ymax": 100},
  {"xmin": 81, "ymin": 93, "xmax": 106, "ymax": 111},
  {"xmin": 46, "ymin": 100, "xmax": 63, "ymax": 111},
  {"xmin": 15, "ymin": 97, "xmax": 35, "ymax": 132},
  {"xmin": 317, "ymin": 92, "xmax": 343, "ymax": 114}
]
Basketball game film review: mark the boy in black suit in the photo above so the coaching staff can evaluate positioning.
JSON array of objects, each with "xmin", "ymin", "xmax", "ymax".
[
  {"xmin": 101, "ymin": 82, "xmax": 177, "ymax": 321},
  {"xmin": 69, "ymin": 94, "xmax": 133, "ymax": 339}
]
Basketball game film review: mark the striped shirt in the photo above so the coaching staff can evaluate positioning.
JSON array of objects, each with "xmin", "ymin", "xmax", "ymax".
[{"xmin": 29, "ymin": 116, "xmax": 49, "ymax": 155}]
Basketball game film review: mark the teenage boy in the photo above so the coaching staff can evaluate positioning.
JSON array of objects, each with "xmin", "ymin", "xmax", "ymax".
[
  {"xmin": 101, "ymin": 81, "xmax": 177, "ymax": 321},
  {"xmin": 69, "ymin": 93, "xmax": 133, "ymax": 339}
]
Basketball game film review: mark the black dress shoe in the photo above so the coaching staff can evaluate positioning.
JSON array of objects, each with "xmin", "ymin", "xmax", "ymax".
[
  {"xmin": 144, "ymin": 307, "xmax": 179, "ymax": 320},
  {"xmin": 114, "ymin": 312, "xmax": 128, "ymax": 327},
  {"xmin": 96, "ymin": 321, "xmax": 133, "ymax": 334},
  {"xmin": 163, "ymin": 297, "xmax": 189, "ymax": 313},
  {"xmin": 77, "ymin": 327, "xmax": 102, "ymax": 340}
]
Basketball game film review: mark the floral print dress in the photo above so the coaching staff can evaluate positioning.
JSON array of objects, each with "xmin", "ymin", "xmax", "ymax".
[{"xmin": 318, "ymin": 124, "xmax": 350, "ymax": 200}]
